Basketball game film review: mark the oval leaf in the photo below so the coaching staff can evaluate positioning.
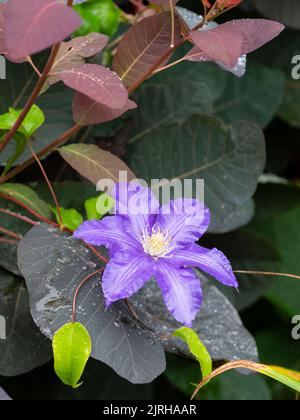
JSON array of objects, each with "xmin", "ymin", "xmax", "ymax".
[
  {"xmin": 189, "ymin": 27, "xmax": 244, "ymax": 68},
  {"xmin": 59, "ymin": 143, "xmax": 136, "ymax": 188},
  {"xmin": 0, "ymin": 183, "xmax": 51, "ymax": 218},
  {"xmin": 3, "ymin": 0, "xmax": 82, "ymax": 60},
  {"xmin": 48, "ymin": 32, "xmax": 109, "ymax": 87},
  {"xmin": 17, "ymin": 223, "xmax": 166, "ymax": 384},
  {"xmin": 53, "ymin": 322, "xmax": 92, "ymax": 388},
  {"xmin": 59, "ymin": 63, "xmax": 128, "ymax": 110},
  {"xmin": 173, "ymin": 327, "xmax": 212, "ymax": 379},
  {"xmin": 73, "ymin": 92, "xmax": 137, "ymax": 126},
  {"xmin": 113, "ymin": 12, "xmax": 181, "ymax": 87}
]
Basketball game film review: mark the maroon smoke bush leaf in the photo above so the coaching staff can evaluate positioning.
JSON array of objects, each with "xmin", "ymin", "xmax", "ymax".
[
  {"xmin": 0, "ymin": 4, "xmax": 6, "ymax": 54},
  {"xmin": 59, "ymin": 63, "xmax": 128, "ymax": 110},
  {"xmin": 73, "ymin": 92, "xmax": 137, "ymax": 126},
  {"xmin": 189, "ymin": 19, "xmax": 285, "ymax": 68},
  {"xmin": 3, "ymin": 0, "xmax": 82, "ymax": 61},
  {"xmin": 113, "ymin": 12, "xmax": 181, "ymax": 88},
  {"xmin": 48, "ymin": 32, "xmax": 109, "ymax": 87},
  {"xmin": 189, "ymin": 26, "xmax": 244, "ymax": 68}
]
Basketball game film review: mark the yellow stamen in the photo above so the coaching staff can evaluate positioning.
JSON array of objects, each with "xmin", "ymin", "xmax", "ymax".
[{"xmin": 140, "ymin": 226, "xmax": 174, "ymax": 259}]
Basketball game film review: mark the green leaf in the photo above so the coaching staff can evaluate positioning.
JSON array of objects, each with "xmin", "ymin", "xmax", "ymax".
[
  {"xmin": 0, "ymin": 105, "xmax": 45, "ymax": 173},
  {"xmin": 0, "ymin": 183, "xmax": 51, "ymax": 218},
  {"xmin": 2, "ymin": 133, "xmax": 27, "ymax": 175},
  {"xmin": 262, "ymin": 365, "xmax": 300, "ymax": 392},
  {"xmin": 0, "ymin": 57, "xmax": 74, "ymax": 167},
  {"xmin": 84, "ymin": 193, "xmax": 114, "ymax": 220},
  {"xmin": 193, "ymin": 360, "xmax": 300, "ymax": 398},
  {"xmin": 0, "ymin": 112, "xmax": 17, "ymax": 130},
  {"xmin": 84, "ymin": 196, "xmax": 101, "ymax": 220},
  {"xmin": 16, "ymin": 104, "xmax": 45, "ymax": 137},
  {"xmin": 173, "ymin": 327, "xmax": 212, "ymax": 380},
  {"xmin": 152, "ymin": 54, "xmax": 284, "ymax": 128},
  {"xmin": 52, "ymin": 322, "xmax": 92, "ymax": 388},
  {"xmin": 50, "ymin": 207, "xmax": 83, "ymax": 231},
  {"xmin": 165, "ymin": 354, "xmax": 271, "ymax": 400},
  {"xmin": 74, "ymin": 0, "xmax": 121, "ymax": 37},
  {"xmin": 248, "ymin": 184, "xmax": 300, "ymax": 316},
  {"xmin": 127, "ymin": 114, "xmax": 265, "ymax": 233}
]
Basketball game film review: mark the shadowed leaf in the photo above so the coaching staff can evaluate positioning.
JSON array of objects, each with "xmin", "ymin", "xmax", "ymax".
[{"xmin": 113, "ymin": 12, "xmax": 181, "ymax": 87}]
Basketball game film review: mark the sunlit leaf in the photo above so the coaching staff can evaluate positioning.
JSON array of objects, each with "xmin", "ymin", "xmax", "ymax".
[
  {"xmin": 192, "ymin": 360, "xmax": 300, "ymax": 399},
  {"xmin": 50, "ymin": 206, "xmax": 83, "ymax": 231},
  {"xmin": 173, "ymin": 327, "xmax": 212, "ymax": 379},
  {"xmin": 53, "ymin": 322, "xmax": 92, "ymax": 388}
]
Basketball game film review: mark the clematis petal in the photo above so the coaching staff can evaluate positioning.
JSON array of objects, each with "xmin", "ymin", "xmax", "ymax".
[
  {"xmin": 73, "ymin": 216, "xmax": 140, "ymax": 256},
  {"xmin": 156, "ymin": 260, "xmax": 202, "ymax": 327},
  {"xmin": 168, "ymin": 244, "xmax": 238, "ymax": 288},
  {"xmin": 156, "ymin": 198, "xmax": 210, "ymax": 248},
  {"xmin": 102, "ymin": 250, "xmax": 154, "ymax": 305},
  {"xmin": 111, "ymin": 182, "xmax": 160, "ymax": 239}
]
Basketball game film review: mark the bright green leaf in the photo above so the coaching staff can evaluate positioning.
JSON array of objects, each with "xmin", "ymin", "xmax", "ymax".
[
  {"xmin": 74, "ymin": 0, "xmax": 121, "ymax": 37},
  {"xmin": 52, "ymin": 322, "xmax": 92, "ymax": 388},
  {"xmin": 193, "ymin": 360, "xmax": 300, "ymax": 398},
  {"xmin": 85, "ymin": 196, "xmax": 101, "ymax": 220},
  {"xmin": 85, "ymin": 194, "xmax": 114, "ymax": 220},
  {"xmin": 0, "ymin": 112, "xmax": 17, "ymax": 130},
  {"xmin": 173, "ymin": 327, "xmax": 212, "ymax": 380},
  {"xmin": 0, "ymin": 183, "xmax": 51, "ymax": 218},
  {"xmin": 9, "ymin": 105, "xmax": 45, "ymax": 138},
  {"xmin": 50, "ymin": 206, "xmax": 83, "ymax": 231}
]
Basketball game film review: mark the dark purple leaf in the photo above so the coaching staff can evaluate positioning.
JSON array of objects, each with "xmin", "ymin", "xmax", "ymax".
[
  {"xmin": 189, "ymin": 26, "xmax": 244, "ymax": 67},
  {"xmin": 113, "ymin": 12, "xmax": 181, "ymax": 88},
  {"xmin": 3, "ymin": 0, "xmax": 82, "ymax": 60},
  {"xmin": 59, "ymin": 63, "xmax": 128, "ymax": 110},
  {"xmin": 73, "ymin": 92, "xmax": 137, "ymax": 126},
  {"xmin": 0, "ymin": 5, "xmax": 5, "ymax": 54}
]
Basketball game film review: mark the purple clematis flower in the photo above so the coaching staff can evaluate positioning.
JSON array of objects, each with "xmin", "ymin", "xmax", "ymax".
[{"xmin": 74, "ymin": 183, "xmax": 238, "ymax": 327}]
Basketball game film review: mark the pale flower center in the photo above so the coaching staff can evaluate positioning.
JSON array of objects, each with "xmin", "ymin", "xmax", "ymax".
[{"xmin": 140, "ymin": 226, "xmax": 174, "ymax": 259}]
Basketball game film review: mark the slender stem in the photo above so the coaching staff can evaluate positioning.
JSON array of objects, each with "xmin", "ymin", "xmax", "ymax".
[
  {"xmin": 0, "ymin": 0, "xmax": 75, "ymax": 154},
  {"xmin": 0, "ymin": 124, "xmax": 81, "ymax": 185},
  {"xmin": 0, "ymin": 43, "xmax": 61, "ymax": 154},
  {"xmin": 169, "ymin": 0, "xmax": 175, "ymax": 48},
  {"xmin": 0, "ymin": 226, "xmax": 22, "ymax": 240},
  {"xmin": 234, "ymin": 270, "xmax": 300, "ymax": 281},
  {"xmin": 0, "ymin": 192, "xmax": 57, "ymax": 227},
  {"xmin": 28, "ymin": 140, "xmax": 63, "ymax": 227},
  {"xmin": 152, "ymin": 53, "xmax": 203, "ymax": 75},
  {"xmin": 0, "ymin": 237, "xmax": 18, "ymax": 245},
  {"xmin": 85, "ymin": 243, "xmax": 109, "ymax": 264},
  {"xmin": 26, "ymin": 56, "xmax": 42, "ymax": 78},
  {"xmin": 72, "ymin": 269, "xmax": 104, "ymax": 323},
  {"xmin": 0, "ymin": 208, "xmax": 37, "ymax": 226}
]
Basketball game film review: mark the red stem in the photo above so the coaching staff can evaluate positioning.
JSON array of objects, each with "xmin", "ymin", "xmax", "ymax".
[
  {"xmin": 0, "ymin": 192, "xmax": 57, "ymax": 227},
  {"xmin": 72, "ymin": 268, "xmax": 104, "ymax": 323},
  {"xmin": 0, "ymin": 43, "xmax": 61, "ymax": 154},
  {"xmin": 0, "ymin": 208, "xmax": 37, "ymax": 226},
  {"xmin": 28, "ymin": 140, "xmax": 63, "ymax": 227},
  {"xmin": 0, "ymin": 124, "xmax": 81, "ymax": 185},
  {"xmin": 0, "ymin": 237, "xmax": 18, "ymax": 245},
  {"xmin": 0, "ymin": 226, "xmax": 22, "ymax": 239}
]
